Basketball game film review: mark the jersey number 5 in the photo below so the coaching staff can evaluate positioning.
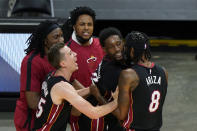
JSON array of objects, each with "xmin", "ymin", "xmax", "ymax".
[
  {"xmin": 149, "ymin": 91, "xmax": 160, "ymax": 112},
  {"xmin": 36, "ymin": 97, "xmax": 46, "ymax": 118}
]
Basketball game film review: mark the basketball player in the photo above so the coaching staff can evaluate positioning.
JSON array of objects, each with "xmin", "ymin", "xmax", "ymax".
[
  {"xmin": 62, "ymin": 6, "xmax": 105, "ymax": 131},
  {"xmin": 14, "ymin": 20, "xmax": 64, "ymax": 131},
  {"xmin": 33, "ymin": 43, "xmax": 118, "ymax": 131},
  {"xmin": 116, "ymin": 31, "xmax": 168, "ymax": 131},
  {"xmin": 91, "ymin": 27, "xmax": 127, "ymax": 131}
]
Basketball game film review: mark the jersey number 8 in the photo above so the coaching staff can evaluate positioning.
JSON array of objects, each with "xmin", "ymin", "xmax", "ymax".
[{"xmin": 149, "ymin": 90, "xmax": 160, "ymax": 112}]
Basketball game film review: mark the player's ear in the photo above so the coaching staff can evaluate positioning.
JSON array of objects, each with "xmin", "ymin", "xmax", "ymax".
[
  {"xmin": 130, "ymin": 48, "xmax": 134, "ymax": 57},
  {"xmin": 44, "ymin": 38, "xmax": 51, "ymax": 51},
  {"xmin": 73, "ymin": 25, "xmax": 76, "ymax": 31},
  {"xmin": 60, "ymin": 60, "xmax": 66, "ymax": 68}
]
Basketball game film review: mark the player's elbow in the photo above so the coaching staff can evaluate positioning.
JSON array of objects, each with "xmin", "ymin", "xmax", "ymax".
[
  {"xmin": 119, "ymin": 116, "xmax": 126, "ymax": 121},
  {"xmin": 119, "ymin": 114, "xmax": 127, "ymax": 121},
  {"xmin": 86, "ymin": 111, "xmax": 100, "ymax": 119},
  {"xmin": 112, "ymin": 109, "xmax": 126, "ymax": 121},
  {"xmin": 115, "ymin": 112, "xmax": 127, "ymax": 121}
]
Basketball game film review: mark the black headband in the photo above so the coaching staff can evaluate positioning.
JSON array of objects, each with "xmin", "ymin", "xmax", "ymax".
[{"xmin": 45, "ymin": 24, "xmax": 60, "ymax": 36}]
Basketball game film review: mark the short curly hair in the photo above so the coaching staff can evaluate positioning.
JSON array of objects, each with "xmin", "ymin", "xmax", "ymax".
[
  {"xmin": 99, "ymin": 27, "xmax": 122, "ymax": 47},
  {"xmin": 70, "ymin": 6, "xmax": 96, "ymax": 26},
  {"xmin": 62, "ymin": 6, "xmax": 96, "ymax": 42}
]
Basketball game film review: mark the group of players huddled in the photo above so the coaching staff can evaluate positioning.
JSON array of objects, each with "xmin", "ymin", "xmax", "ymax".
[{"xmin": 14, "ymin": 6, "xmax": 168, "ymax": 131}]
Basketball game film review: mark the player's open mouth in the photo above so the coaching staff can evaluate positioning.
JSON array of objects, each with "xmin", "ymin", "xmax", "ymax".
[{"xmin": 115, "ymin": 53, "xmax": 122, "ymax": 59}]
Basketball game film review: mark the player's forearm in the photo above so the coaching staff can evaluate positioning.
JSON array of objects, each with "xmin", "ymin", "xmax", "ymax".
[
  {"xmin": 70, "ymin": 95, "xmax": 117, "ymax": 119},
  {"xmin": 77, "ymin": 88, "xmax": 90, "ymax": 97},
  {"xmin": 90, "ymin": 99, "xmax": 118, "ymax": 119},
  {"xmin": 117, "ymin": 93, "xmax": 130, "ymax": 120},
  {"xmin": 94, "ymin": 94, "xmax": 107, "ymax": 105},
  {"xmin": 25, "ymin": 91, "xmax": 40, "ymax": 109},
  {"xmin": 72, "ymin": 79, "xmax": 85, "ymax": 90}
]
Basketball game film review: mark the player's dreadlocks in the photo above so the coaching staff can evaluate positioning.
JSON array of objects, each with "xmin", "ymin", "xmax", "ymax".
[
  {"xmin": 25, "ymin": 20, "xmax": 60, "ymax": 58},
  {"xmin": 125, "ymin": 31, "xmax": 151, "ymax": 64},
  {"xmin": 99, "ymin": 27, "xmax": 122, "ymax": 47},
  {"xmin": 62, "ymin": 6, "xmax": 96, "ymax": 43}
]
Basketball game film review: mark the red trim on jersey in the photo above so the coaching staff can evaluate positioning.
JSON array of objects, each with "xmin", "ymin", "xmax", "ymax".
[
  {"xmin": 70, "ymin": 115, "xmax": 79, "ymax": 131},
  {"xmin": 46, "ymin": 104, "xmax": 55, "ymax": 123},
  {"xmin": 138, "ymin": 62, "xmax": 155, "ymax": 68},
  {"xmin": 39, "ymin": 104, "xmax": 54, "ymax": 129},
  {"xmin": 91, "ymin": 117, "xmax": 104, "ymax": 131},
  {"xmin": 38, "ymin": 103, "xmax": 64, "ymax": 131},
  {"xmin": 91, "ymin": 119, "xmax": 97, "ymax": 131},
  {"xmin": 122, "ymin": 93, "xmax": 133, "ymax": 129},
  {"xmin": 125, "ymin": 129, "xmax": 135, "ymax": 131},
  {"xmin": 98, "ymin": 117, "xmax": 104, "ymax": 131}
]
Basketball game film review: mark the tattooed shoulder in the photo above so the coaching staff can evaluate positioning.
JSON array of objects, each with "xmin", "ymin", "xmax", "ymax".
[{"xmin": 118, "ymin": 69, "xmax": 139, "ymax": 91}]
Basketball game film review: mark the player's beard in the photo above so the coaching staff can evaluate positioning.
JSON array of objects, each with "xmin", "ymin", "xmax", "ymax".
[{"xmin": 76, "ymin": 34, "xmax": 92, "ymax": 45}]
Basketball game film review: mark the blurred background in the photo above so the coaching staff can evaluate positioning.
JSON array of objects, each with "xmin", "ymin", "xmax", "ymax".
[{"xmin": 0, "ymin": 0, "xmax": 197, "ymax": 130}]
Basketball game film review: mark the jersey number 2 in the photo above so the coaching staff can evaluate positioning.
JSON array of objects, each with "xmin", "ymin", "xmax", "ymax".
[
  {"xmin": 149, "ymin": 91, "xmax": 160, "ymax": 112},
  {"xmin": 36, "ymin": 98, "xmax": 46, "ymax": 118}
]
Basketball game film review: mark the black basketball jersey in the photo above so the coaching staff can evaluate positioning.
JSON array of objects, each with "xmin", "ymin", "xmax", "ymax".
[
  {"xmin": 92, "ymin": 58, "xmax": 127, "ymax": 98},
  {"xmin": 34, "ymin": 72, "xmax": 72, "ymax": 131},
  {"xmin": 77, "ymin": 59, "xmax": 126, "ymax": 131},
  {"xmin": 84, "ymin": 58, "xmax": 127, "ymax": 131},
  {"xmin": 123, "ymin": 63, "xmax": 167, "ymax": 130}
]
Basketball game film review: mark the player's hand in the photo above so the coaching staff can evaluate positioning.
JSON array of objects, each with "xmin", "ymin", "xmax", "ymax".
[{"xmin": 112, "ymin": 86, "xmax": 119, "ymax": 100}]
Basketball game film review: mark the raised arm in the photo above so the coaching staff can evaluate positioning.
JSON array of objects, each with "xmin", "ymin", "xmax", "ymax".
[
  {"xmin": 51, "ymin": 81, "xmax": 117, "ymax": 119},
  {"xmin": 113, "ymin": 69, "xmax": 139, "ymax": 121}
]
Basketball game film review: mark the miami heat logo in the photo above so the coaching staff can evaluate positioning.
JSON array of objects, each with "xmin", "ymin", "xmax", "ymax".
[{"xmin": 87, "ymin": 56, "xmax": 97, "ymax": 63}]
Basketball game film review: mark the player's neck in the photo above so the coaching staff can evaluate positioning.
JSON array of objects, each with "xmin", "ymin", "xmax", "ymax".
[
  {"xmin": 81, "ymin": 41, "xmax": 91, "ymax": 46},
  {"xmin": 138, "ymin": 60, "xmax": 152, "ymax": 68},
  {"xmin": 55, "ymin": 68, "xmax": 72, "ymax": 81}
]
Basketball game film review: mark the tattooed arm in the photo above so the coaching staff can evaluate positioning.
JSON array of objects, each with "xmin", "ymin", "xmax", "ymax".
[{"xmin": 113, "ymin": 68, "xmax": 139, "ymax": 121}]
